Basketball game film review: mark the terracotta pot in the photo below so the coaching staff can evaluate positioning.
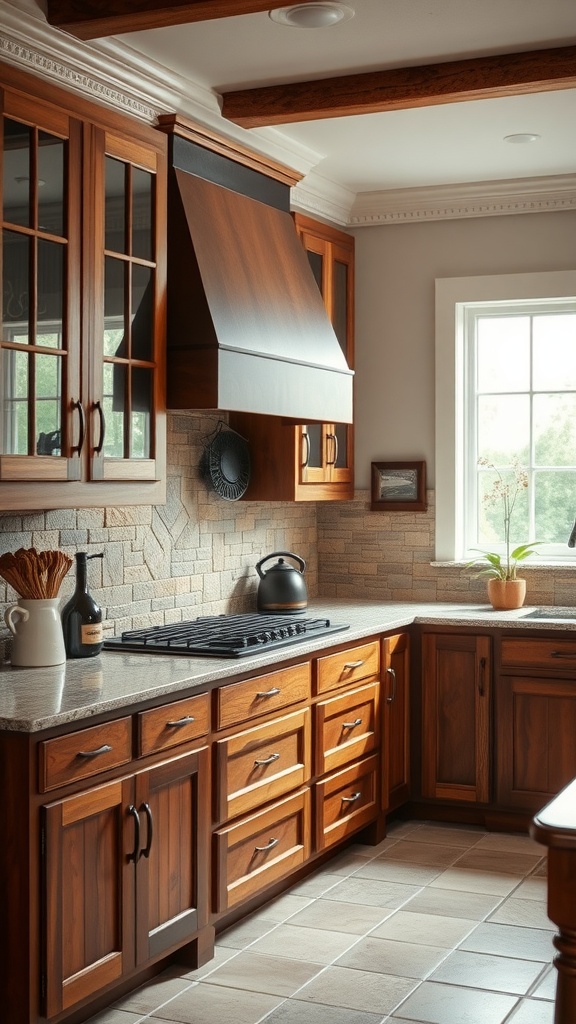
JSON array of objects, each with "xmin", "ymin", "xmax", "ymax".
[{"xmin": 487, "ymin": 578, "xmax": 526, "ymax": 610}]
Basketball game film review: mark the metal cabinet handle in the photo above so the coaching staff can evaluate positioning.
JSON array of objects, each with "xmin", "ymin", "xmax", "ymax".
[
  {"xmin": 127, "ymin": 804, "xmax": 140, "ymax": 863},
  {"xmin": 344, "ymin": 660, "xmax": 364, "ymax": 670},
  {"xmin": 254, "ymin": 837, "xmax": 279, "ymax": 853},
  {"xmin": 256, "ymin": 687, "xmax": 281, "ymax": 698},
  {"xmin": 301, "ymin": 430, "xmax": 310, "ymax": 468},
  {"xmin": 254, "ymin": 752, "xmax": 280, "ymax": 767},
  {"xmin": 166, "ymin": 715, "xmax": 196, "ymax": 728},
  {"xmin": 76, "ymin": 743, "xmax": 112, "ymax": 759},
  {"xmin": 551, "ymin": 651, "xmax": 576, "ymax": 659},
  {"xmin": 341, "ymin": 791, "xmax": 362, "ymax": 804},
  {"xmin": 93, "ymin": 400, "xmax": 106, "ymax": 455},
  {"xmin": 139, "ymin": 802, "xmax": 153, "ymax": 860},
  {"xmin": 478, "ymin": 656, "xmax": 486, "ymax": 697},
  {"xmin": 71, "ymin": 399, "xmax": 85, "ymax": 455},
  {"xmin": 326, "ymin": 432, "xmax": 338, "ymax": 466},
  {"xmin": 342, "ymin": 717, "xmax": 362, "ymax": 730},
  {"xmin": 386, "ymin": 666, "xmax": 397, "ymax": 704}
]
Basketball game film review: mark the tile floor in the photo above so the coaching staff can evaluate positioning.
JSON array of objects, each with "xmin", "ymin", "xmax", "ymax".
[{"xmin": 87, "ymin": 820, "xmax": 557, "ymax": 1024}]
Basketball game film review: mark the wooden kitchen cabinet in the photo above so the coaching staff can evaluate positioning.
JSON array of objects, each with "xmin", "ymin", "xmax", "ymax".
[
  {"xmin": 421, "ymin": 632, "xmax": 491, "ymax": 803},
  {"xmin": 496, "ymin": 637, "xmax": 576, "ymax": 811},
  {"xmin": 43, "ymin": 744, "xmax": 210, "ymax": 1018},
  {"xmin": 382, "ymin": 632, "xmax": 410, "ymax": 812},
  {"xmin": 230, "ymin": 214, "xmax": 354, "ymax": 501},
  {"xmin": 0, "ymin": 65, "xmax": 166, "ymax": 510}
]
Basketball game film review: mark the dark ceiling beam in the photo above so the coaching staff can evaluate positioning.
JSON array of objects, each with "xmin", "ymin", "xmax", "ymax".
[
  {"xmin": 46, "ymin": 0, "xmax": 304, "ymax": 38},
  {"xmin": 221, "ymin": 45, "xmax": 576, "ymax": 127}
]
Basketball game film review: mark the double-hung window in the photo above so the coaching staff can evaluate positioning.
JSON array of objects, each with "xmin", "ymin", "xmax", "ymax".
[{"xmin": 435, "ymin": 271, "xmax": 576, "ymax": 564}]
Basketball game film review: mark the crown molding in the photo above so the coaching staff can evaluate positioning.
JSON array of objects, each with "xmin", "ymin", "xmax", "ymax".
[
  {"xmin": 291, "ymin": 171, "xmax": 356, "ymax": 227},
  {"xmin": 349, "ymin": 175, "xmax": 576, "ymax": 226}
]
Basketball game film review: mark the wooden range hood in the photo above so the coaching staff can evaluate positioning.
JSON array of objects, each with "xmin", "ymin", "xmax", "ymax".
[{"xmin": 159, "ymin": 115, "xmax": 353, "ymax": 424}]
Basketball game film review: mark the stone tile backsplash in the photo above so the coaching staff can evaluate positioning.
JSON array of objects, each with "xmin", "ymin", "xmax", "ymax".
[{"xmin": 0, "ymin": 412, "xmax": 573, "ymax": 639}]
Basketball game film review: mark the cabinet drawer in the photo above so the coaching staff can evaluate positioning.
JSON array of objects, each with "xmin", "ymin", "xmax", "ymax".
[
  {"xmin": 213, "ymin": 788, "xmax": 311, "ymax": 913},
  {"xmin": 316, "ymin": 641, "xmax": 380, "ymax": 694},
  {"xmin": 39, "ymin": 718, "xmax": 132, "ymax": 792},
  {"xmin": 501, "ymin": 638, "xmax": 576, "ymax": 670},
  {"xmin": 315, "ymin": 682, "xmax": 379, "ymax": 776},
  {"xmin": 215, "ymin": 708, "xmax": 310, "ymax": 823},
  {"xmin": 138, "ymin": 692, "xmax": 210, "ymax": 756},
  {"xmin": 314, "ymin": 754, "xmax": 378, "ymax": 852},
  {"xmin": 216, "ymin": 662, "xmax": 310, "ymax": 731}
]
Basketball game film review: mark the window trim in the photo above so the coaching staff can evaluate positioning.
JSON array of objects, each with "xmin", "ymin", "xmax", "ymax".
[{"xmin": 435, "ymin": 270, "xmax": 576, "ymax": 562}]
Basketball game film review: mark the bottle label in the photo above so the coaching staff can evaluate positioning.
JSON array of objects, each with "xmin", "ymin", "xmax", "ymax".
[{"xmin": 81, "ymin": 623, "xmax": 103, "ymax": 645}]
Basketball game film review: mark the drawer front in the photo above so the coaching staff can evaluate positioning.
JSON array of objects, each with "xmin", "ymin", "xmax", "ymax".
[
  {"xmin": 315, "ymin": 754, "xmax": 378, "ymax": 852},
  {"xmin": 501, "ymin": 638, "xmax": 576, "ymax": 670},
  {"xmin": 315, "ymin": 682, "xmax": 379, "ymax": 776},
  {"xmin": 39, "ymin": 718, "xmax": 132, "ymax": 792},
  {"xmin": 217, "ymin": 662, "xmax": 310, "ymax": 731},
  {"xmin": 213, "ymin": 788, "xmax": 311, "ymax": 913},
  {"xmin": 316, "ymin": 641, "xmax": 380, "ymax": 694},
  {"xmin": 215, "ymin": 708, "xmax": 310, "ymax": 823},
  {"xmin": 138, "ymin": 691, "xmax": 210, "ymax": 756}
]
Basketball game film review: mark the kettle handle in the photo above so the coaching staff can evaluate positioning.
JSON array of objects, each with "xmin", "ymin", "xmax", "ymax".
[{"xmin": 255, "ymin": 551, "xmax": 306, "ymax": 579}]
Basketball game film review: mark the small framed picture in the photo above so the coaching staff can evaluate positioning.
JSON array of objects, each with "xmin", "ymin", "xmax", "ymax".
[{"xmin": 371, "ymin": 460, "xmax": 427, "ymax": 511}]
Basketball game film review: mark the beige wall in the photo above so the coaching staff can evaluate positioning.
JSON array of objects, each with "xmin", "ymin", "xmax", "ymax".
[{"xmin": 352, "ymin": 210, "xmax": 576, "ymax": 490}]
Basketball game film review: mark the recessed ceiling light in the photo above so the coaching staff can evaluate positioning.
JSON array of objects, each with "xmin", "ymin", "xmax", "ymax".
[
  {"xmin": 503, "ymin": 133, "xmax": 541, "ymax": 144},
  {"xmin": 269, "ymin": 3, "xmax": 355, "ymax": 28}
]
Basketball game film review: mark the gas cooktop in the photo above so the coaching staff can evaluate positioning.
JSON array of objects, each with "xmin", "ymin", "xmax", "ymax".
[{"xmin": 103, "ymin": 613, "xmax": 349, "ymax": 659}]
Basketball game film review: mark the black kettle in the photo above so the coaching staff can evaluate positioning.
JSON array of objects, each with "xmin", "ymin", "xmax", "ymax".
[{"xmin": 255, "ymin": 552, "xmax": 308, "ymax": 613}]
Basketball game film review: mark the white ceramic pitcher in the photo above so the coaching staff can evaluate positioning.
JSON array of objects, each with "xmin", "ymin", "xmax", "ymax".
[{"xmin": 4, "ymin": 598, "xmax": 66, "ymax": 667}]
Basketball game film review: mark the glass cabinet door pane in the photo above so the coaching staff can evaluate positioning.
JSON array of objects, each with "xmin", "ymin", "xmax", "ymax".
[
  {"xmin": 1, "ymin": 348, "xmax": 29, "ymax": 454},
  {"xmin": 131, "ymin": 264, "xmax": 153, "ymax": 360},
  {"xmin": 35, "ymin": 353, "xmax": 62, "ymax": 454},
  {"xmin": 38, "ymin": 239, "xmax": 64, "ymax": 338},
  {"xmin": 2, "ymin": 230, "xmax": 30, "ymax": 331},
  {"xmin": 304, "ymin": 424, "xmax": 322, "ymax": 468},
  {"xmin": 3, "ymin": 119, "xmax": 31, "ymax": 228},
  {"xmin": 131, "ymin": 367, "xmax": 151, "ymax": 458},
  {"xmin": 333, "ymin": 259, "xmax": 348, "ymax": 357},
  {"xmin": 104, "ymin": 257, "xmax": 126, "ymax": 357},
  {"xmin": 103, "ymin": 361, "xmax": 125, "ymax": 458},
  {"xmin": 334, "ymin": 423, "xmax": 348, "ymax": 468},
  {"xmin": 132, "ymin": 168, "xmax": 153, "ymax": 261},
  {"xmin": 38, "ymin": 132, "xmax": 65, "ymax": 238},
  {"xmin": 306, "ymin": 250, "xmax": 323, "ymax": 294},
  {"xmin": 105, "ymin": 157, "xmax": 126, "ymax": 254}
]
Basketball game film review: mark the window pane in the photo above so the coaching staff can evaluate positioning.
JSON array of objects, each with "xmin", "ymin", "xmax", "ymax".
[
  {"xmin": 38, "ymin": 132, "xmax": 65, "ymax": 237},
  {"xmin": 477, "ymin": 394, "xmax": 530, "ymax": 464},
  {"xmin": 1, "ymin": 348, "xmax": 29, "ymax": 454},
  {"xmin": 131, "ymin": 367, "xmax": 151, "ymax": 458},
  {"xmin": 476, "ymin": 316, "xmax": 530, "ymax": 393},
  {"xmin": 35, "ymin": 353, "xmax": 61, "ymax": 454},
  {"xmin": 478, "ymin": 467, "xmax": 529, "ymax": 547},
  {"xmin": 3, "ymin": 230, "xmax": 30, "ymax": 333},
  {"xmin": 534, "ymin": 393, "xmax": 576, "ymax": 466},
  {"xmin": 104, "ymin": 257, "xmax": 126, "ymax": 356},
  {"xmin": 105, "ymin": 156, "xmax": 126, "ymax": 254},
  {"xmin": 533, "ymin": 313, "xmax": 576, "ymax": 390},
  {"xmin": 132, "ymin": 168, "xmax": 153, "ymax": 261},
  {"xmin": 131, "ymin": 264, "xmax": 153, "ymax": 361},
  {"xmin": 3, "ymin": 119, "xmax": 31, "ymax": 228},
  {"xmin": 535, "ymin": 470, "xmax": 576, "ymax": 543},
  {"xmin": 103, "ymin": 361, "xmax": 125, "ymax": 457}
]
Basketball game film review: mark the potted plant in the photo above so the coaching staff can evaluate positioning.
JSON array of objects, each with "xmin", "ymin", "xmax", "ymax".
[{"xmin": 465, "ymin": 460, "xmax": 540, "ymax": 609}]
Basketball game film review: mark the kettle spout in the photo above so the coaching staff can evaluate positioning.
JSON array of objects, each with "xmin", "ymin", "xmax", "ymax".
[{"xmin": 568, "ymin": 519, "xmax": 576, "ymax": 548}]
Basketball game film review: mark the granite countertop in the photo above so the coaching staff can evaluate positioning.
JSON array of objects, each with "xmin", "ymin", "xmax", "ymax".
[{"xmin": 1, "ymin": 598, "xmax": 575, "ymax": 733}]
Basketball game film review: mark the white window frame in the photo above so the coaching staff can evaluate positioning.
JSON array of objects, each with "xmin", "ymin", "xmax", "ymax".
[{"xmin": 435, "ymin": 270, "xmax": 576, "ymax": 563}]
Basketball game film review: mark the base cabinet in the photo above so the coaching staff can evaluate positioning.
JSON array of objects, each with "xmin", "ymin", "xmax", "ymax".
[
  {"xmin": 43, "ymin": 746, "xmax": 209, "ymax": 1018},
  {"xmin": 382, "ymin": 632, "xmax": 410, "ymax": 812}
]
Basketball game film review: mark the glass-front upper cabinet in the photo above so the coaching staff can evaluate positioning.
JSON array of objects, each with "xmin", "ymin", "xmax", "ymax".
[
  {"xmin": 0, "ymin": 97, "xmax": 82, "ymax": 482},
  {"xmin": 88, "ymin": 130, "xmax": 166, "ymax": 484}
]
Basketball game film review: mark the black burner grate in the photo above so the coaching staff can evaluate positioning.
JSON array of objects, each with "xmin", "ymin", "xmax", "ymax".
[{"xmin": 104, "ymin": 613, "xmax": 349, "ymax": 658}]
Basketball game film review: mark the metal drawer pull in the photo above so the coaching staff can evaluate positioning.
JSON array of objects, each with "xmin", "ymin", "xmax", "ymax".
[
  {"xmin": 256, "ymin": 687, "xmax": 281, "ymax": 698},
  {"xmin": 551, "ymin": 651, "xmax": 576, "ymax": 659},
  {"xmin": 254, "ymin": 752, "xmax": 280, "ymax": 766},
  {"xmin": 77, "ymin": 743, "xmax": 112, "ymax": 758},
  {"xmin": 344, "ymin": 660, "xmax": 365, "ymax": 670},
  {"xmin": 139, "ymin": 802, "xmax": 153, "ymax": 860},
  {"xmin": 342, "ymin": 718, "xmax": 362, "ymax": 730},
  {"xmin": 166, "ymin": 715, "xmax": 196, "ymax": 728},
  {"xmin": 341, "ymin": 791, "xmax": 362, "ymax": 804},
  {"xmin": 254, "ymin": 837, "xmax": 279, "ymax": 852},
  {"xmin": 385, "ymin": 666, "xmax": 397, "ymax": 704},
  {"xmin": 127, "ymin": 804, "xmax": 140, "ymax": 863}
]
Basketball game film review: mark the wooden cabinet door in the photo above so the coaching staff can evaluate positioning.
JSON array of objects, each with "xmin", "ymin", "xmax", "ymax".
[
  {"xmin": 43, "ymin": 776, "xmax": 135, "ymax": 1018},
  {"xmin": 496, "ymin": 675, "xmax": 576, "ymax": 811},
  {"xmin": 422, "ymin": 633, "xmax": 491, "ymax": 803},
  {"xmin": 382, "ymin": 632, "xmax": 410, "ymax": 812},
  {"xmin": 133, "ymin": 746, "xmax": 210, "ymax": 964}
]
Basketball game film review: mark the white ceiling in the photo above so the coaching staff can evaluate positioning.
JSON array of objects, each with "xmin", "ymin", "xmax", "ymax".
[{"xmin": 3, "ymin": 0, "xmax": 576, "ymax": 220}]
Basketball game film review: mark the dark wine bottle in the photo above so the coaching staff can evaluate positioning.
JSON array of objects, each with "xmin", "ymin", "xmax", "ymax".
[{"xmin": 61, "ymin": 552, "xmax": 104, "ymax": 659}]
